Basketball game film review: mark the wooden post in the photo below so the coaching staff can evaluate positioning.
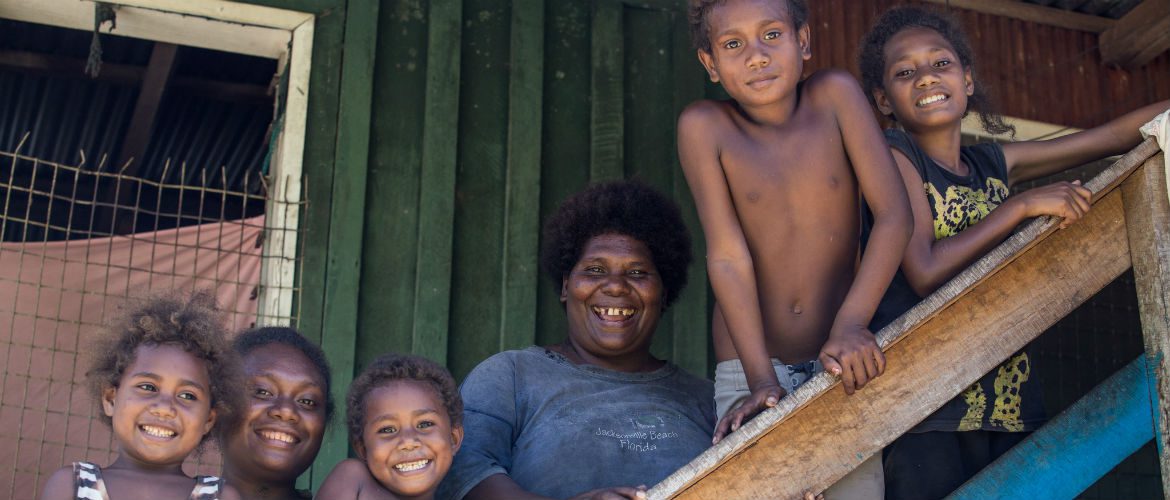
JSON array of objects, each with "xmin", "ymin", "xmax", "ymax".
[
  {"xmin": 949, "ymin": 357, "xmax": 1155, "ymax": 499},
  {"xmin": 1121, "ymin": 152, "xmax": 1170, "ymax": 496}
]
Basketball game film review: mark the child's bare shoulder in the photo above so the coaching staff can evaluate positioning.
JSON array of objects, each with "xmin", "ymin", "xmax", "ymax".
[
  {"xmin": 38, "ymin": 466, "xmax": 74, "ymax": 500},
  {"xmin": 800, "ymin": 68, "xmax": 866, "ymax": 105},
  {"xmin": 329, "ymin": 458, "xmax": 373, "ymax": 480},
  {"xmin": 678, "ymin": 99, "xmax": 737, "ymax": 129},
  {"xmin": 317, "ymin": 458, "xmax": 377, "ymax": 498}
]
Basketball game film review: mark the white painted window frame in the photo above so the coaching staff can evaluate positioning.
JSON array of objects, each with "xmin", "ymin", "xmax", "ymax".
[{"xmin": 0, "ymin": 0, "xmax": 313, "ymax": 325}]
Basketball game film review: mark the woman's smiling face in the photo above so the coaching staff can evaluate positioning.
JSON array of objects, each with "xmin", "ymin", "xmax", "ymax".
[
  {"xmin": 561, "ymin": 233, "xmax": 664, "ymax": 370},
  {"xmin": 224, "ymin": 343, "xmax": 328, "ymax": 484}
]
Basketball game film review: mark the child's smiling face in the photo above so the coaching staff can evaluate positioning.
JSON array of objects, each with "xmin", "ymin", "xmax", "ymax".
[
  {"xmin": 102, "ymin": 343, "xmax": 216, "ymax": 469},
  {"xmin": 873, "ymin": 27, "xmax": 974, "ymax": 132},
  {"xmin": 357, "ymin": 380, "xmax": 463, "ymax": 500},
  {"xmin": 697, "ymin": 0, "xmax": 810, "ymax": 109}
]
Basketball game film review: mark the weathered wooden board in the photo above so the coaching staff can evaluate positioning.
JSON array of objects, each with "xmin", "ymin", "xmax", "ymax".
[
  {"xmin": 412, "ymin": 0, "xmax": 463, "ymax": 363},
  {"xmin": 590, "ymin": 0, "xmax": 624, "ymax": 182},
  {"xmin": 650, "ymin": 139, "xmax": 1161, "ymax": 500},
  {"xmin": 1122, "ymin": 152, "xmax": 1170, "ymax": 491},
  {"xmin": 315, "ymin": 0, "xmax": 378, "ymax": 476},
  {"xmin": 1100, "ymin": 0, "xmax": 1170, "ymax": 69},
  {"xmin": 499, "ymin": 0, "xmax": 544, "ymax": 352},
  {"xmin": 948, "ymin": 357, "xmax": 1155, "ymax": 499}
]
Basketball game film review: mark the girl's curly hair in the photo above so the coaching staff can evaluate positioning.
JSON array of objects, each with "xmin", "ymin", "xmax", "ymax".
[
  {"xmin": 857, "ymin": 5, "xmax": 1014, "ymax": 136},
  {"xmin": 689, "ymin": 0, "xmax": 808, "ymax": 52},
  {"xmin": 87, "ymin": 289, "xmax": 244, "ymax": 446},
  {"xmin": 539, "ymin": 180, "xmax": 692, "ymax": 308},
  {"xmin": 346, "ymin": 353, "xmax": 462, "ymax": 447}
]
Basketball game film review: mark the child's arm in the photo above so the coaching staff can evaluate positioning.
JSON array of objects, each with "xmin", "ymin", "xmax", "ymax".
[
  {"xmin": 891, "ymin": 148, "xmax": 1091, "ymax": 296},
  {"xmin": 37, "ymin": 466, "xmax": 73, "ymax": 500},
  {"xmin": 1005, "ymin": 100, "xmax": 1169, "ymax": 185},
  {"xmin": 815, "ymin": 70, "xmax": 912, "ymax": 393},
  {"xmin": 677, "ymin": 101, "xmax": 784, "ymax": 440},
  {"xmin": 314, "ymin": 458, "xmax": 371, "ymax": 499}
]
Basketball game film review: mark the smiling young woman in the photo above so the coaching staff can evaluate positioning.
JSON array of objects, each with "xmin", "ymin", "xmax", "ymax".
[{"xmin": 222, "ymin": 327, "xmax": 333, "ymax": 500}]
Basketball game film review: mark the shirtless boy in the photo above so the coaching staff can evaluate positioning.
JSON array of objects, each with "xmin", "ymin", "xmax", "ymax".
[{"xmin": 678, "ymin": 0, "xmax": 911, "ymax": 493}]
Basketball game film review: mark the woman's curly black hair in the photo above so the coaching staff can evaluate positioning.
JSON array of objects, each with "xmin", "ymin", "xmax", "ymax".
[
  {"xmin": 858, "ymin": 5, "xmax": 1015, "ymax": 136},
  {"xmin": 234, "ymin": 326, "xmax": 335, "ymax": 423},
  {"xmin": 689, "ymin": 0, "xmax": 808, "ymax": 52},
  {"xmin": 346, "ymin": 353, "xmax": 462, "ymax": 447},
  {"xmin": 540, "ymin": 180, "xmax": 692, "ymax": 308},
  {"xmin": 87, "ymin": 289, "xmax": 244, "ymax": 446}
]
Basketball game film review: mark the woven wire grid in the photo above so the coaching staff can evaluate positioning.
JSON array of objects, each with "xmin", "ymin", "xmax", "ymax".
[{"xmin": 0, "ymin": 147, "xmax": 306, "ymax": 498}]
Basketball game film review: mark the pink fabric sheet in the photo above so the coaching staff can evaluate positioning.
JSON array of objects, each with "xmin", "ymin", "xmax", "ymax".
[{"xmin": 0, "ymin": 215, "xmax": 264, "ymax": 498}]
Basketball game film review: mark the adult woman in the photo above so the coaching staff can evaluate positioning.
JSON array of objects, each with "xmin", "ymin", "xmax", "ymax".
[
  {"xmin": 440, "ymin": 181, "xmax": 716, "ymax": 500},
  {"xmin": 222, "ymin": 327, "xmax": 333, "ymax": 500}
]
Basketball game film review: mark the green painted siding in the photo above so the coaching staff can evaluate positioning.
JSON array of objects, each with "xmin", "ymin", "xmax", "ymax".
[
  {"xmin": 250, "ymin": 0, "xmax": 711, "ymax": 476},
  {"xmin": 341, "ymin": 0, "xmax": 710, "ymax": 382}
]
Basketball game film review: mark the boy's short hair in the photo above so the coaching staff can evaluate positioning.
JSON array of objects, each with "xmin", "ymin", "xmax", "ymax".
[
  {"xmin": 689, "ymin": 0, "xmax": 809, "ymax": 52},
  {"xmin": 87, "ymin": 289, "xmax": 244, "ymax": 443},
  {"xmin": 234, "ymin": 326, "xmax": 335, "ymax": 423},
  {"xmin": 539, "ymin": 180, "xmax": 692, "ymax": 308},
  {"xmin": 345, "ymin": 353, "xmax": 463, "ymax": 446},
  {"xmin": 857, "ymin": 6, "xmax": 1014, "ymax": 136}
]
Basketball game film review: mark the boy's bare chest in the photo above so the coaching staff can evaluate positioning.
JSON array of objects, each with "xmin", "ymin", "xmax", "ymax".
[{"xmin": 718, "ymin": 129, "xmax": 854, "ymax": 200}]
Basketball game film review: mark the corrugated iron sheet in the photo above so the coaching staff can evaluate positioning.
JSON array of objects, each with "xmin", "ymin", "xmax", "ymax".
[{"xmin": 803, "ymin": 0, "xmax": 1170, "ymax": 130}]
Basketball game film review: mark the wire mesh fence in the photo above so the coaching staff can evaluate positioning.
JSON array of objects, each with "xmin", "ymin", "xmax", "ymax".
[{"xmin": 0, "ymin": 143, "xmax": 305, "ymax": 498}]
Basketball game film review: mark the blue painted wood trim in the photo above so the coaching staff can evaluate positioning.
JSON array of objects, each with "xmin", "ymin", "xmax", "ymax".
[{"xmin": 948, "ymin": 356, "xmax": 1156, "ymax": 500}]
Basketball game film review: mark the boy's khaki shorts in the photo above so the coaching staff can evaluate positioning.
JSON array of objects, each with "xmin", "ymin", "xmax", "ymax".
[{"xmin": 714, "ymin": 358, "xmax": 885, "ymax": 500}]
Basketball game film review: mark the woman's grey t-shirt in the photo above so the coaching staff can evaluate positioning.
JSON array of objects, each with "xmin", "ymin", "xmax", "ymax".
[{"xmin": 439, "ymin": 346, "xmax": 715, "ymax": 500}]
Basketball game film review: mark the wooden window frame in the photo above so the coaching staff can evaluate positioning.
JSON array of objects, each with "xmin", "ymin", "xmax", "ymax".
[{"xmin": 0, "ymin": 0, "xmax": 314, "ymax": 324}]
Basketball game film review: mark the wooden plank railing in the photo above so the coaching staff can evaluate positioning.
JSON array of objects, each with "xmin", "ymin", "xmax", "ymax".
[{"xmin": 649, "ymin": 138, "xmax": 1165, "ymax": 500}]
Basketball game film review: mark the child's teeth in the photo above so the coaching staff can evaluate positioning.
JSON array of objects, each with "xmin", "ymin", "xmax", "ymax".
[
  {"xmin": 919, "ymin": 94, "xmax": 945, "ymax": 106},
  {"xmin": 141, "ymin": 425, "xmax": 175, "ymax": 438},
  {"xmin": 394, "ymin": 459, "xmax": 430, "ymax": 472}
]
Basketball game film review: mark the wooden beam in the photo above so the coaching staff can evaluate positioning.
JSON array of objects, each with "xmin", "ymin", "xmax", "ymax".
[
  {"xmin": 411, "ymin": 0, "xmax": 462, "ymax": 363},
  {"xmin": 117, "ymin": 42, "xmax": 178, "ymax": 171},
  {"xmin": 1121, "ymin": 151, "xmax": 1170, "ymax": 489},
  {"xmin": 648, "ymin": 139, "xmax": 1161, "ymax": 500},
  {"xmin": 1100, "ymin": 0, "xmax": 1170, "ymax": 68},
  {"xmin": 0, "ymin": 49, "xmax": 270, "ymax": 102},
  {"xmin": 590, "ymin": 0, "xmax": 625, "ymax": 182},
  {"xmin": 111, "ymin": 41, "xmax": 177, "ymax": 235},
  {"xmin": 921, "ymin": 0, "xmax": 1115, "ymax": 33},
  {"xmin": 498, "ymin": 0, "xmax": 544, "ymax": 352},
  {"xmin": 950, "ymin": 356, "xmax": 1155, "ymax": 499},
  {"xmin": 92, "ymin": 0, "xmax": 314, "ymax": 30},
  {"xmin": 0, "ymin": 0, "xmax": 291, "ymax": 59}
]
